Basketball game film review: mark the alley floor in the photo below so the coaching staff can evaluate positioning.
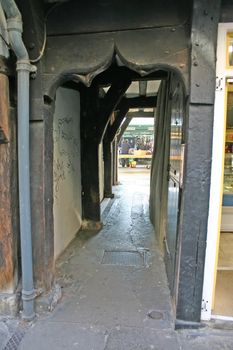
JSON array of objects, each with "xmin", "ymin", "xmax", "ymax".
[
  {"xmin": 21, "ymin": 166, "xmax": 180, "ymax": 349},
  {"xmin": 2, "ymin": 168, "xmax": 233, "ymax": 349}
]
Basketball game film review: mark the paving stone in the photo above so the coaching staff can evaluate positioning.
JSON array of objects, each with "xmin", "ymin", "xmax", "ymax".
[
  {"xmin": 19, "ymin": 322, "xmax": 107, "ymax": 350},
  {"xmin": 178, "ymin": 329, "xmax": 233, "ymax": 350},
  {"xmin": 105, "ymin": 327, "xmax": 180, "ymax": 350}
]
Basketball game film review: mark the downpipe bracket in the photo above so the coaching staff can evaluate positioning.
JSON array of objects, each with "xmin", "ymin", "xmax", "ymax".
[
  {"xmin": 16, "ymin": 60, "xmax": 37, "ymax": 78},
  {"xmin": 6, "ymin": 17, "xmax": 22, "ymax": 33}
]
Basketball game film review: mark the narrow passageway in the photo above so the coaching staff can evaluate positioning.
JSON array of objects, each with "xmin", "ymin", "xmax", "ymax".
[{"xmin": 20, "ymin": 169, "xmax": 180, "ymax": 350}]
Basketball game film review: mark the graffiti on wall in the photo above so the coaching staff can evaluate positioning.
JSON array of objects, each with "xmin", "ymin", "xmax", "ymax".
[{"xmin": 53, "ymin": 116, "xmax": 80, "ymax": 199}]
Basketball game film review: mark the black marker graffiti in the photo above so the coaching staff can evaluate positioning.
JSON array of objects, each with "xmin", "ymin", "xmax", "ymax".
[{"xmin": 53, "ymin": 115, "xmax": 80, "ymax": 198}]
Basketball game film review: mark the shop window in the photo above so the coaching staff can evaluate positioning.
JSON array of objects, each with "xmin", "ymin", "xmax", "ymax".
[
  {"xmin": 223, "ymin": 83, "xmax": 233, "ymax": 204},
  {"xmin": 227, "ymin": 33, "xmax": 233, "ymax": 68}
]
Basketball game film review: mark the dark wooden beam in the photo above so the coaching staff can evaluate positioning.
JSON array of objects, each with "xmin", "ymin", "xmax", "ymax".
[
  {"xmin": 103, "ymin": 103, "xmax": 129, "ymax": 198},
  {"xmin": 95, "ymin": 66, "xmax": 168, "ymax": 86},
  {"xmin": 126, "ymin": 110, "xmax": 155, "ymax": 118},
  {"xmin": 98, "ymin": 75, "xmax": 131, "ymax": 142},
  {"xmin": 108, "ymin": 103, "xmax": 129, "ymax": 142},
  {"xmin": 176, "ymin": 0, "xmax": 221, "ymax": 323},
  {"xmin": 139, "ymin": 81, "xmax": 147, "ymax": 96},
  {"xmin": 0, "ymin": 72, "xmax": 10, "ymax": 144},
  {"xmin": 117, "ymin": 117, "xmax": 133, "ymax": 143},
  {"xmin": 116, "ymin": 95, "xmax": 157, "ymax": 109},
  {"xmin": 103, "ymin": 140, "xmax": 113, "ymax": 198},
  {"xmin": 17, "ymin": 0, "xmax": 45, "ymax": 62},
  {"xmin": 112, "ymin": 138, "xmax": 118, "ymax": 185},
  {"xmin": 80, "ymin": 85, "xmax": 101, "ymax": 226},
  {"xmin": 0, "ymin": 74, "xmax": 18, "ymax": 292}
]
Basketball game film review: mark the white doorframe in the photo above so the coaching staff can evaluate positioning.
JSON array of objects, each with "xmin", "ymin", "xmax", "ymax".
[{"xmin": 201, "ymin": 23, "xmax": 233, "ymax": 321}]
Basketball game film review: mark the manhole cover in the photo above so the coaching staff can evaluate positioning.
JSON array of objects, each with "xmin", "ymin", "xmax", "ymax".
[
  {"xmin": 101, "ymin": 250, "xmax": 147, "ymax": 267},
  {"xmin": 147, "ymin": 310, "xmax": 164, "ymax": 320}
]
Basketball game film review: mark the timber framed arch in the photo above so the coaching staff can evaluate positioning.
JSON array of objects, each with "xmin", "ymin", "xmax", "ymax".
[
  {"xmin": 27, "ymin": 0, "xmax": 221, "ymax": 323},
  {"xmin": 40, "ymin": 55, "xmax": 188, "ymax": 306}
]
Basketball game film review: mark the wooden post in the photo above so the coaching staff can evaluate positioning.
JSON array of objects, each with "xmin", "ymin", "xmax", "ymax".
[
  {"xmin": 112, "ymin": 137, "xmax": 118, "ymax": 185},
  {"xmin": 0, "ymin": 73, "xmax": 18, "ymax": 294},
  {"xmin": 117, "ymin": 117, "xmax": 133, "ymax": 143},
  {"xmin": 103, "ymin": 102, "xmax": 129, "ymax": 196},
  {"xmin": 176, "ymin": 0, "xmax": 221, "ymax": 322},
  {"xmin": 80, "ymin": 77, "xmax": 130, "ymax": 225},
  {"xmin": 0, "ymin": 73, "xmax": 10, "ymax": 142},
  {"xmin": 103, "ymin": 139, "xmax": 113, "ymax": 198},
  {"xmin": 80, "ymin": 85, "xmax": 102, "ymax": 228}
]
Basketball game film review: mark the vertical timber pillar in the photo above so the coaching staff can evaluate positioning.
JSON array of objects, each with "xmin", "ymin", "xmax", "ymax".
[
  {"xmin": 103, "ymin": 103, "xmax": 129, "ymax": 194},
  {"xmin": 103, "ymin": 138, "xmax": 114, "ymax": 198},
  {"xmin": 112, "ymin": 137, "xmax": 118, "ymax": 185},
  {"xmin": 0, "ymin": 71, "xmax": 19, "ymax": 315},
  {"xmin": 176, "ymin": 0, "xmax": 221, "ymax": 323},
  {"xmin": 80, "ymin": 86, "xmax": 102, "ymax": 229}
]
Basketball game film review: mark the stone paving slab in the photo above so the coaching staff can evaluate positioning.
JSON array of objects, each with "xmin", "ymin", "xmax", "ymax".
[
  {"xmin": 19, "ymin": 322, "xmax": 108, "ymax": 350},
  {"xmin": 105, "ymin": 327, "xmax": 180, "ymax": 350},
  {"xmin": 19, "ymin": 322, "xmax": 180, "ymax": 350},
  {"xmin": 178, "ymin": 329, "xmax": 233, "ymax": 350},
  {"xmin": 3, "ymin": 318, "xmax": 233, "ymax": 350}
]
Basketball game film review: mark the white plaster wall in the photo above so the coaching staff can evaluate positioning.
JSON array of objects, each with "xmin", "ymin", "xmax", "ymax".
[
  {"xmin": 53, "ymin": 87, "xmax": 82, "ymax": 259},
  {"xmin": 99, "ymin": 142, "xmax": 104, "ymax": 202}
]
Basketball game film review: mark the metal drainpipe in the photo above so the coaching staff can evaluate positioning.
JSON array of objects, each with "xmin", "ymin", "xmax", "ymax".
[{"xmin": 1, "ymin": 0, "xmax": 36, "ymax": 320}]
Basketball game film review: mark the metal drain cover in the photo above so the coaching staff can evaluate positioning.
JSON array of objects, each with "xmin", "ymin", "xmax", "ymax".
[
  {"xmin": 148, "ymin": 310, "xmax": 164, "ymax": 320},
  {"xmin": 3, "ymin": 329, "xmax": 26, "ymax": 350},
  {"xmin": 101, "ymin": 250, "xmax": 147, "ymax": 267}
]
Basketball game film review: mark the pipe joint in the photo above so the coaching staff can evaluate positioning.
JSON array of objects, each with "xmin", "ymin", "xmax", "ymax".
[
  {"xmin": 16, "ymin": 60, "xmax": 31, "ymax": 72},
  {"xmin": 6, "ymin": 17, "xmax": 22, "ymax": 33},
  {"xmin": 17, "ymin": 60, "xmax": 37, "ymax": 76},
  {"xmin": 22, "ymin": 289, "xmax": 35, "ymax": 301}
]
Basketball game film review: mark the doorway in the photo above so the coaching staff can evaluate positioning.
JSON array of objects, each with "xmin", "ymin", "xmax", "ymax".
[
  {"xmin": 117, "ymin": 80, "xmax": 157, "ymax": 183},
  {"xmin": 103, "ymin": 72, "xmax": 186, "ymax": 310},
  {"xmin": 48, "ymin": 64, "xmax": 186, "ymax": 320}
]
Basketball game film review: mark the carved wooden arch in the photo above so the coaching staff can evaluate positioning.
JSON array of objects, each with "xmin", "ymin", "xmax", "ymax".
[
  {"xmin": 41, "ymin": 52, "xmax": 188, "ymax": 289},
  {"xmin": 43, "ymin": 21, "xmax": 189, "ymax": 101},
  {"xmin": 44, "ymin": 60, "xmax": 188, "ymax": 104}
]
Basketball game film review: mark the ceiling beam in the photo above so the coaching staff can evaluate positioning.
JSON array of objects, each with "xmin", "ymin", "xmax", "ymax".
[
  {"xmin": 98, "ymin": 74, "xmax": 131, "ymax": 142},
  {"xmin": 117, "ymin": 117, "xmax": 133, "ymax": 143},
  {"xmin": 106, "ymin": 102, "xmax": 129, "ymax": 142},
  {"xmin": 126, "ymin": 110, "xmax": 155, "ymax": 118},
  {"xmin": 96, "ymin": 66, "xmax": 168, "ymax": 86},
  {"xmin": 116, "ymin": 95, "xmax": 157, "ymax": 109},
  {"xmin": 139, "ymin": 81, "xmax": 147, "ymax": 96}
]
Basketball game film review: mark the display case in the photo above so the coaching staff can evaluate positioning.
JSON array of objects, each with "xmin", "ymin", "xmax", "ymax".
[
  {"xmin": 223, "ymin": 152, "xmax": 233, "ymax": 205},
  {"xmin": 223, "ymin": 84, "xmax": 233, "ymax": 206},
  {"xmin": 222, "ymin": 82, "xmax": 233, "ymax": 230},
  {"xmin": 227, "ymin": 32, "xmax": 233, "ymax": 68}
]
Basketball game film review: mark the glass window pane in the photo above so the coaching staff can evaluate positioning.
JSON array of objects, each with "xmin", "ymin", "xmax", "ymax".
[
  {"xmin": 224, "ymin": 84, "xmax": 233, "ymax": 197},
  {"xmin": 228, "ymin": 34, "xmax": 233, "ymax": 67}
]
